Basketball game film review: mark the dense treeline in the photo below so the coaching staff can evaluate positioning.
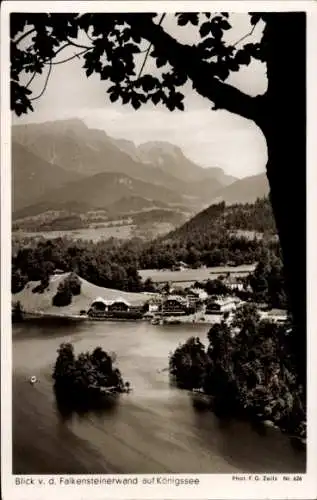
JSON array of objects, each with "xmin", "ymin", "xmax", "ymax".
[
  {"xmin": 224, "ymin": 198, "xmax": 277, "ymax": 234},
  {"xmin": 167, "ymin": 199, "xmax": 276, "ymax": 239},
  {"xmin": 169, "ymin": 305, "xmax": 305, "ymax": 441},
  {"xmin": 136, "ymin": 200, "xmax": 278, "ymax": 269},
  {"xmin": 11, "ymin": 199, "xmax": 283, "ymax": 296},
  {"xmin": 52, "ymin": 343, "xmax": 130, "ymax": 412},
  {"xmin": 12, "ymin": 232, "xmax": 282, "ymax": 296},
  {"xmin": 248, "ymin": 249, "xmax": 288, "ymax": 309},
  {"xmin": 12, "ymin": 237, "xmax": 143, "ymax": 294},
  {"xmin": 12, "ymin": 239, "xmax": 285, "ymax": 306},
  {"xmin": 13, "ymin": 214, "xmax": 86, "ymax": 232},
  {"xmin": 137, "ymin": 234, "xmax": 269, "ymax": 269},
  {"xmin": 12, "ymin": 208, "xmax": 186, "ymax": 233}
]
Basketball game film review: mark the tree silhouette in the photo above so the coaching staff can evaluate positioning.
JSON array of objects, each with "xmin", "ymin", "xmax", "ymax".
[
  {"xmin": 169, "ymin": 308, "xmax": 306, "ymax": 437},
  {"xmin": 10, "ymin": 12, "xmax": 306, "ymax": 389}
]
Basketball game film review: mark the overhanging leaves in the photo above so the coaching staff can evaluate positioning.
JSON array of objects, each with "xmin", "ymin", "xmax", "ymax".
[{"xmin": 10, "ymin": 12, "xmax": 266, "ymax": 119}]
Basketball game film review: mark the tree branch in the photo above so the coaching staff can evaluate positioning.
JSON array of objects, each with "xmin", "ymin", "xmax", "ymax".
[
  {"xmin": 66, "ymin": 37, "xmax": 92, "ymax": 50},
  {"xmin": 25, "ymin": 70, "xmax": 37, "ymax": 88},
  {"xmin": 22, "ymin": 44, "xmax": 92, "ymax": 95},
  {"xmin": 44, "ymin": 48, "xmax": 92, "ymax": 65},
  {"xmin": 232, "ymin": 25, "xmax": 256, "ymax": 47},
  {"xmin": 50, "ymin": 43, "xmax": 71, "ymax": 58},
  {"xmin": 137, "ymin": 14, "xmax": 166, "ymax": 79},
  {"xmin": 127, "ymin": 15, "xmax": 261, "ymax": 122},
  {"xmin": 30, "ymin": 60, "xmax": 52, "ymax": 101}
]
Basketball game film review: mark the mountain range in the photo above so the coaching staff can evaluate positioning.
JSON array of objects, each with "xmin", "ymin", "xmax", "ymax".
[{"xmin": 12, "ymin": 119, "xmax": 269, "ymax": 226}]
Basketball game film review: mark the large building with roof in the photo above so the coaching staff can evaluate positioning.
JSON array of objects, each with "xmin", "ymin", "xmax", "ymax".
[
  {"xmin": 205, "ymin": 296, "xmax": 239, "ymax": 315},
  {"xmin": 88, "ymin": 297, "xmax": 144, "ymax": 319}
]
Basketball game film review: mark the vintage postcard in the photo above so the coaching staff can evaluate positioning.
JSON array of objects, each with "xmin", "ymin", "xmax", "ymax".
[{"xmin": 1, "ymin": 1, "xmax": 317, "ymax": 499}]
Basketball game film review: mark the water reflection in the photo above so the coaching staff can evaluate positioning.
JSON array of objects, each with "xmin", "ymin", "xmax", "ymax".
[
  {"xmin": 54, "ymin": 389, "xmax": 120, "ymax": 422},
  {"xmin": 13, "ymin": 321, "xmax": 306, "ymax": 474}
]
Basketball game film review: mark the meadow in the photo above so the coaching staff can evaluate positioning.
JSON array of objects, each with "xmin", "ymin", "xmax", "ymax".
[
  {"xmin": 139, "ymin": 264, "xmax": 256, "ymax": 285},
  {"xmin": 12, "ymin": 222, "xmax": 176, "ymax": 243},
  {"xmin": 13, "ymin": 225, "xmax": 136, "ymax": 242}
]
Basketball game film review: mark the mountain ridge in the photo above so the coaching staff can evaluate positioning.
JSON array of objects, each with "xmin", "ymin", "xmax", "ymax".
[
  {"xmin": 12, "ymin": 119, "xmax": 236, "ymax": 207},
  {"xmin": 12, "ymin": 119, "xmax": 267, "ymax": 220},
  {"xmin": 12, "ymin": 141, "xmax": 84, "ymax": 212},
  {"xmin": 21, "ymin": 171, "xmax": 186, "ymax": 210}
]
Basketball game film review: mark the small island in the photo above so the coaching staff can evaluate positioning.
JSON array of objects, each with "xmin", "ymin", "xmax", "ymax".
[{"xmin": 52, "ymin": 343, "xmax": 131, "ymax": 412}]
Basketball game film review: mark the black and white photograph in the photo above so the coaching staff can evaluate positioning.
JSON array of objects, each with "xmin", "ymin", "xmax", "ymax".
[{"xmin": 1, "ymin": 1, "xmax": 317, "ymax": 499}]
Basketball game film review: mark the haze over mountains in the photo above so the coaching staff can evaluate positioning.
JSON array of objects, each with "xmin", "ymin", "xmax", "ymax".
[
  {"xmin": 12, "ymin": 119, "xmax": 269, "ymax": 224},
  {"xmin": 12, "ymin": 141, "xmax": 83, "ymax": 213},
  {"xmin": 212, "ymin": 173, "xmax": 269, "ymax": 205}
]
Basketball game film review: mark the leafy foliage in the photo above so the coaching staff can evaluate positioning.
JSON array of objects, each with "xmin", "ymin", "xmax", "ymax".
[
  {"xmin": 12, "ymin": 237, "xmax": 143, "ymax": 293},
  {"xmin": 52, "ymin": 343, "xmax": 130, "ymax": 411},
  {"xmin": 64, "ymin": 272, "xmax": 81, "ymax": 295},
  {"xmin": 169, "ymin": 337, "xmax": 209, "ymax": 390},
  {"xmin": 51, "ymin": 272, "xmax": 81, "ymax": 306},
  {"xmin": 224, "ymin": 198, "xmax": 277, "ymax": 234},
  {"xmin": 10, "ymin": 12, "xmax": 267, "ymax": 116},
  {"xmin": 204, "ymin": 278, "xmax": 231, "ymax": 297},
  {"xmin": 52, "ymin": 279, "xmax": 73, "ymax": 307},
  {"xmin": 248, "ymin": 248, "xmax": 288, "ymax": 309},
  {"xmin": 169, "ymin": 306, "xmax": 306, "ymax": 438}
]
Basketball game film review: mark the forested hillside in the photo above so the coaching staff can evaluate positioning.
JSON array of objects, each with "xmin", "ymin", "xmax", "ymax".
[
  {"xmin": 169, "ymin": 198, "xmax": 276, "ymax": 243},
  {"xmin": 136, "ymin": 198, "xmax": 277, "ymax": 269},
  {"xmin": 12, "ymin": 197, "xmax": 280, "ymax": 297}
]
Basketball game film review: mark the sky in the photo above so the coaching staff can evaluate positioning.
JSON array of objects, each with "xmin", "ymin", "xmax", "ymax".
[{"xmin": 13, "ymin": 13, "xmax": 268, "ymax": 178}]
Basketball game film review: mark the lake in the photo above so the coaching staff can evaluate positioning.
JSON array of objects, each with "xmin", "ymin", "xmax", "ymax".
[{"xmin": 13, "ymin": 320, "xmax": 305, "ymax": 474}]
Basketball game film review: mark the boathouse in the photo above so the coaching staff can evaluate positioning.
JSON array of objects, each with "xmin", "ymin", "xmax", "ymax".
[{"xmin": 88, "ymin": 297, "xmax": 143, "ymax": 319}]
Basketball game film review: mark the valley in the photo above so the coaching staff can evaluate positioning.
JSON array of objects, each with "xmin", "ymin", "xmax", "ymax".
[{"xmin": 12, "ymin": 119, "xmax": 269, "ymax": 241}]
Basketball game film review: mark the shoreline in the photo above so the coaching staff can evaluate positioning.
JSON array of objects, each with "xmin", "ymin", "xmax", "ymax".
[
  {"xmin": 190, "ymin": 390, "xmax": 306, "ymax": 449},
  {"xmin": 16, "ymin": 311, "xmax": 89, "ymax": 322},
  {"xmin": 15, "ymin": 309, "xmax": 224, "ymax": 326}
]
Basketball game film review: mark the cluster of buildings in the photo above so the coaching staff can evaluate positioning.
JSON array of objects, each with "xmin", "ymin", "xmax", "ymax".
[
  {"xmin": 87, "ymin": 288, "xmax": 241, "ymax": 322},
  {"xmin": 86, "ymin": 279, "xmax": 286, "ymax": 325},
  {"xmin": 146, "ymin": 288, "xmax": 242, "ymax": 321}
]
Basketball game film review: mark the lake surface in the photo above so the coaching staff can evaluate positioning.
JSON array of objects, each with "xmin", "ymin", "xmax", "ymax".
[{"xmin": 13, "ymin": 320, "xmax": 305, "ymax": 475}]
